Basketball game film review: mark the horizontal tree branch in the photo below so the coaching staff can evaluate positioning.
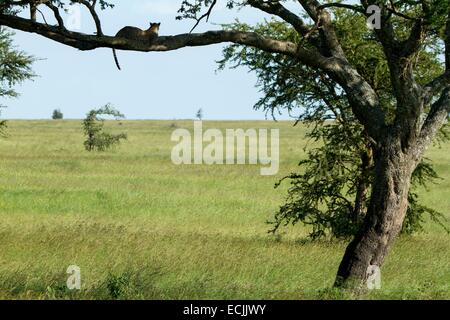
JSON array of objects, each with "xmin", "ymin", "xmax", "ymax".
[
  {"xmin": 317, "ymin": 3, "xmax": 365, "ymax": 14},
  {"xmin": 0, "ymin": 11, "xmax": 387, "ymax": 142},
  {"xmin": 0, "ymin": 13, "xmax": 336, "ymax": 69}
]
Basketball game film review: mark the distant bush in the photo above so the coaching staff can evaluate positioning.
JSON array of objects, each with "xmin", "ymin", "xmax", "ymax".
[
  {"xmin": 52, "ymin": 109, "xmax": 63, "ymax": 120},
  {"xmin": 196, "ymin": 108, "xmax": 203, "ymax": 120},
  {"xmin": 83, "ymin": 104, "xmax": 127, "ymax": 152},
  {"xmin": 0, "ymin": 107, "xmax": 7, "ymax": 137},
  {"xmin": 0, "ymin": 119, "xmax": 7, "ymax": 137},
  {"xmin": 0, "ymin": 111, "xmax": 7, "ymax": 139}
]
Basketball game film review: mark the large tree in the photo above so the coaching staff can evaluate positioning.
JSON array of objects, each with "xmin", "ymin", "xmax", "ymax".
[
  {"xmin": 0, "ymin": 0, "xmax": 449, "ymax": 289},
  {"xmin": 216, "ymin": 14, "xmax": 448, "ymax": 239}
]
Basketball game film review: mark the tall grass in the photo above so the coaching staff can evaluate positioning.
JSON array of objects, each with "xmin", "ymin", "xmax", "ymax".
[{"xmin": 0, "ymin": 120, "xmax": 448, "ymax": 299}]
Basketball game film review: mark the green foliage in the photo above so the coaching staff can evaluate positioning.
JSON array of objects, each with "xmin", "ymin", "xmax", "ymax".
[
  {"xmin": 0, "ymin": 27, "xmax": 35, "ymax": 136},
  {"xmin": 105, "ymin": 272, "xmax": 132, "ymax": 299},
  {"xmin": 405, "ymin": 161, "xmax": 450, "ymax": 234},
  {"xmin": 271, "ymin": 122, "xmax": 367, "ymax": 239},
  {"xmin": 52, "ymin": 109, "xmax": 63, "ymax": 120},
  {"xmin": 270, "ymin": 121, "xmax": 448, "ymax": 239},
  {"xmin": 0, "ymin": 109, "xmax": 7, "ymax": 137},
  {"xmin": 0, "ymin": 29, "xmax": 35, "ymax": 99},
  {"xmin": 82, "ymin": 104, "xmax": 127, "ymax": 152},
  {"xmin": 219, "ymin": 13, "xmax": 449, "ymax": 239}
]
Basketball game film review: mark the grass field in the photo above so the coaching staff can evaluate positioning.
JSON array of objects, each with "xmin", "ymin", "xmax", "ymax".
[{"xmin": 0, "ymin": 120, "xmax": 449, "ymax": 300}]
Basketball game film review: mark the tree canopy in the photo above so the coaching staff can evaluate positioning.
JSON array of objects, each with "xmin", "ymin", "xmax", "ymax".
[{"xmin": 216, "ymin": 11, "xmax": 449, "ymax": 238}]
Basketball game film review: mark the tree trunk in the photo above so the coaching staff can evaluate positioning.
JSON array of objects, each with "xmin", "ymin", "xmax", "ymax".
[
  {"xmin": 352, "ymin": 150, "xmax": 372, "ymax": 225},
  {"xmin": 334, "ymin": 137, "xmax": 415, "ymax": 289}
]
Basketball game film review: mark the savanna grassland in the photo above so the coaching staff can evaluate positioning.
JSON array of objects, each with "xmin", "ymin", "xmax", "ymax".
[{"xmin": 0, "ymin": 120, "xmax": 449, "ymax": 299}]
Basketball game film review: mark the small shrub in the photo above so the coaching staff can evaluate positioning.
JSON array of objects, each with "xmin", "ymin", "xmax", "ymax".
[
  {"xmin": 82, "ymin": 104, "xmax": 127, "ymax": 152},
  {"xmin": 52, "ymin": 109, "xmax": 63, "ymax": 120},
  {"xmin": 196, "ymin": 108, "xmax": 203, "ymax": 120},
  {"xmin": 0, "ymin": 107, "xmax": 7, "ymax": 137},
  {"xmin": 0, "ymin": 119, "xmax": 7, "ymax": 137}
]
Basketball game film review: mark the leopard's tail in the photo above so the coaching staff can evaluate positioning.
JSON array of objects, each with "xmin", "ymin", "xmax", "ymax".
[{"xmin": 112, "ymin": 48, "xmax": 121, "ymax": 70}]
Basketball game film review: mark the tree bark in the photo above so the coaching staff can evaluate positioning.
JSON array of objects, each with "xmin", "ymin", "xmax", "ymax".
[
  {"xmin": 352, "ymin": 149, "xmax": 371, "ymax": 225},
  {"xmin": 334, "ymin": 136, "xmax": 415, "ymax": 288}
]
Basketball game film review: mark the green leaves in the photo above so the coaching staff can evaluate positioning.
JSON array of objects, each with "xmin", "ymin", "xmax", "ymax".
[
  {"xmin": 82, "ymin": 104, "xmax": 127, "ymax": 152},
  {"xmin": 270, "ymin": 121, "xmax": 369, "ymax": 239},
  {"xmin": 217, "ymin": 11, "xmax": 448, "ymax": 239},
  {"xmin": 0, "ymin": 28, "xmax": 35, "ymax": 99},
  {"xmin": 0, "ymin": 28, "xmax": 35, "ymax": 136}
]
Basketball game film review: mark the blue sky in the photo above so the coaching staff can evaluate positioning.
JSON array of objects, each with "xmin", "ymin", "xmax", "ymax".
[{"xmin": 3, "ymin": 0, "xmax": 297, "ymax": 120}]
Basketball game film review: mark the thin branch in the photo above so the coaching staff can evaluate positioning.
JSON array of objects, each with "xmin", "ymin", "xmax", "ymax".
[
  {"xmin": 72, "ymin": 0, "xmax": 103, "ymax": 36},
  {"xmin": 248, "ymin": 0, "xmax": 310, "ymax": 36},
  {"xmin": 45, "ymin": 2, "xmax": 64, "ymax": 28},
  {"xmin": 189, "ymin": 0, "xmax": 217, "ymax": 33},
  {"xmin": 387, "ymin": 0, "xmax": 420, "ymax": 21},
  {"xmin": 317, "ymin": 3, "xmax": 365, "ymax": 14},
  {"xmin": 36, "ymin": 7, "xmax": 48, "ymax": 25}
]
